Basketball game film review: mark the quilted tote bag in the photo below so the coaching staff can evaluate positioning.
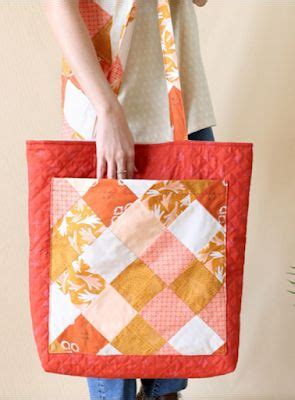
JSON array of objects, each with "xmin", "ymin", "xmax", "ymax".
[{"xmin": 25, "ymin": 0, "xmax": 253, "ymax": 378}]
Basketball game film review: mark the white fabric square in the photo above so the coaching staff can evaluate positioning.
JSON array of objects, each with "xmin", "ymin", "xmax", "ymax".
[
  {"xmin": 49, "ymin": 282, "xmax": 81, "ymax": 344},
  {"xmin": 97, "ymin": 343, "xmax": 122, "ymax": 355},
  {"xmin": 66, "ymin": 178, "xmax": 97, "ymax": 196},
  {"xmin": 120, "ymin": 179, "xmax": 157, "ymax": 198},
  {"xmin": 168, "ymin": 199, "xmax": 223, "ymax": 256},
  {"xmin": 80, "ymin": 227, "xmax": 137, "ymax": 283},
  {"xmin": 64, "ymin": 80, "xmax": 97, "ymax": 139},
  {"xmin": 168, "ymin": 315, "xmax": 224, "ymax": 355}
]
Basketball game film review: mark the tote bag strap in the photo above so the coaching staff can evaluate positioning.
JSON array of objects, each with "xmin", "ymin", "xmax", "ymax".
[
  {"xmin": 115, "ymin": 0, "xmax": 188, "ymax": 141},
  {"xmin": 157, "ymin": 0, "xmax": 187, "ymax": 141}
]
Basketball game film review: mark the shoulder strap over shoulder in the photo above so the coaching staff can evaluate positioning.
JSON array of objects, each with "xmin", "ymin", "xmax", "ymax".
[
  {"xmin": 157, "ymin": 0, "xmax": 187, "ymax": 141},
  {"xmin": 114, "ymin": 0, "xmax": 188, "ymax": 141}
]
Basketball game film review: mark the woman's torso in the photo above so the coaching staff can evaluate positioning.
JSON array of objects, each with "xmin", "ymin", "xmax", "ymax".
[{"xmin": 61, "ymin": 0, "xmax": 216, "ymax": 143}]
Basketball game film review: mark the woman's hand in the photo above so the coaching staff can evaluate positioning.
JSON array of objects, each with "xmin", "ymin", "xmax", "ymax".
[
  {"xmin": 193, "ymin": 0, "xmax": 208, "ymax": 6},
  {"xmin": 95, "ymin": 102, "xmax": 136, "ymax": 179}
]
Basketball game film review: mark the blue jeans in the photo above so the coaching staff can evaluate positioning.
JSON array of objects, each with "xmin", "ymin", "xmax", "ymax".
[{"xmin": 87, "ymin": 127, "xmax": 215, "ymax": 400}]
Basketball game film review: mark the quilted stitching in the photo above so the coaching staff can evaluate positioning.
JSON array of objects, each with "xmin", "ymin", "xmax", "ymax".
[{"xmin": 26, "ymin": 140, "xmax": 253, "ymax": 378}]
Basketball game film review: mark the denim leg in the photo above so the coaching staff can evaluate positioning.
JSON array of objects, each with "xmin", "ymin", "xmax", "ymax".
[
  {"xmin": 87, "ymin": 377, "xmax": 137, "ymax": 400},
  {"xmin": 188, "ymin": 126, "xmax": 215, "ymax": 141},
  {"xmin": 141, "ymin": 378, "xmax": 188, "ymax": 398}
]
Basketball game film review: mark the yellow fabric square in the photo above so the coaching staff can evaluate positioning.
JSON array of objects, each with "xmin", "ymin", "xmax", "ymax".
[
  {"xmin": 182, "ymin": 179, "xmax": 215, "ymax": 197},
  {"xmin": 111, "ymin": 259, "xmax": 166, "ymax": 311},
  {"xmin": 111, "ymin": 315, "xmax": 166, "ymax": 355},
  {"xmin": 169, "ymin": 259, "xmax": 223, "ymax": 314},
  {"xmin": 51, "ymin": 228, "xmax": 79, "ymax": 281}
]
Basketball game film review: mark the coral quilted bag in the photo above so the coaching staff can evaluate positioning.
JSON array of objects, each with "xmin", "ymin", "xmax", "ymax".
[{"xmin": 25, "ymin": 0, "xmax": 253, "ymax": 378}]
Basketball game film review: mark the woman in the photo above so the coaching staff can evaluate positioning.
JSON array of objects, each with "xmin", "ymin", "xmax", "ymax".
[{"xmin": 44, "ymin": 0, "xmax": 215, "ymax": 399}]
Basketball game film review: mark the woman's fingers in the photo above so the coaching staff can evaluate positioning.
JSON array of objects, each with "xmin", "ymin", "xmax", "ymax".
[
  {"xmin": 106, "ymin": 157, "xmax": 117, "ymax": 179},
  {"xmin": 116, "ymin": 152, "xmax": 127, "ymax": 179},
  {"xmin": 96, "ymin": 150, "xmax": 136, "ymax": 179},
  {"xmin": 96, "ymin": 156, "xmax": 106, "ymax": 179},
  {"xmin": 126, "ymin": 149, "xmax": 135, "ymax": 178}
]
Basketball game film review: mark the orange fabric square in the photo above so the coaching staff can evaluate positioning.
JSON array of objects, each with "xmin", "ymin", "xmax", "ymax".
[
  {"xmin": 196, "ymin": 180, "xmax": 228, "ymax": 226},
  {"xmin": 83, "ymin": 179, "xmax": 137, "ymax": 226},
  {"xmin": 49, "ymin": 314, "xmax": 108, "ymax": 354}
]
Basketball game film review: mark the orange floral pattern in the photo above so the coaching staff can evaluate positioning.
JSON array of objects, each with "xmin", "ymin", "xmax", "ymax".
[
  {"xmin": 56, "ymin": 258, "xmax": 106, "ymax": 308},
  {"xmin": 141, "ymin": 180, "xmax": 195, "ymax": 226},
  {"xmin": 196, "ymin": 231, "xmax": 226, "ymax": 284}
]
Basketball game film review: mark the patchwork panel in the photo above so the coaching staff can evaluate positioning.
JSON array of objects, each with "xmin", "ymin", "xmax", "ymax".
[{"xmin": 48, "ymin": 177, "xmax": 228, "ymax": 356}]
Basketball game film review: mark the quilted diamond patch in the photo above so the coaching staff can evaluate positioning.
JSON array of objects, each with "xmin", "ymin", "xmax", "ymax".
[{"xmin": 49, "ymin": 178, "xmax": 228, "ymax": 355}]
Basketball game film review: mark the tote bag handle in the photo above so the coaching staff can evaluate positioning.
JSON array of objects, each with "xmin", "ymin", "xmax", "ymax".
[{"xmin": 114, "ymin": 0, "xmax": 188, "ymax": 141}]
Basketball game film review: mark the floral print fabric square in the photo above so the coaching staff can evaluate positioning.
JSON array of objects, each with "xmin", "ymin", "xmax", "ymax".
[{"xmin": 49, "ymin": 178, "xmax": 228, "ymax": 356}]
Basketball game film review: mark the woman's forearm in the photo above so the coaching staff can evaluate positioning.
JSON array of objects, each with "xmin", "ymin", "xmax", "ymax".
[
  {"xmin": 43, "ymin": 0, "xmax": 118, "ymax": 114},
  {"xmin": 43, "ymin": 0, "xmax": 136, "ymax": 179}
]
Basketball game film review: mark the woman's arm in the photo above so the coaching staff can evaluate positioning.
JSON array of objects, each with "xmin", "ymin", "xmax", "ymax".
[{"xmin": 43, "ymin": 0, "xmax": 136, "ymax": 179}]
